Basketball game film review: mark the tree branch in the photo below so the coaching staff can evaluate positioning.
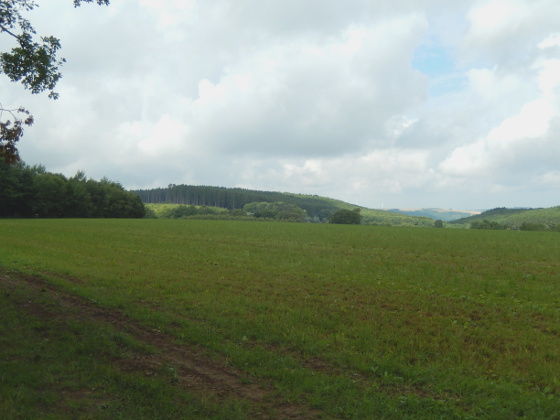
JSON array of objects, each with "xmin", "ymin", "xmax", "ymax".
[{"xmin": 0, "ymin": 23, "xmax": 22, "ymax": 41}]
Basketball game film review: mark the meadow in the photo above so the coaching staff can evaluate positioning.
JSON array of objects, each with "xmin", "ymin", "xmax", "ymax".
[{"xmin": 1, "ymin": 219, "xmax": 559, "ymax": 419}]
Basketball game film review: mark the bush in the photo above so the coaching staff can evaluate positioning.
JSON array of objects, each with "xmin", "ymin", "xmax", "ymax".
[
  {"xmin": 470, "ymin": 220, "xmax": 503, "ymax": 230},
  {"xmin": 520, "ymin": 222, "xmax": 546, "ymax": 231},
  {"xmin": 329, "ymin": 209, "xmax": 362, "ymax": 224}
]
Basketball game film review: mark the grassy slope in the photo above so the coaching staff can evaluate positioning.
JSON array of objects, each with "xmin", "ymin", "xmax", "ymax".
[
  {"xmin": 1, "ymin": 219, "xmax": 560, "ymax": 419},
  {"xmin": 451, "ymin": 208, "xmax": 531, "ymax": 225}
]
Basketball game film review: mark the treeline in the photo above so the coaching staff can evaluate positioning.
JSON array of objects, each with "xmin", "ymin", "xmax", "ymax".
[
  {"xmin": 471, "ymin": 219, "xmax": 560, "ymax": 232},
  {"xmin": 148, "ymin": 201, "xmax": 309, "ymax": 222},
  {"xmin": 132, "ymin": 184, "xmax": 340, "ymax": 220},
  {"xmin": 361, "ymin": 212, "xmax": 434, "ymax": 227},
  {"xmin": 0, "ymin": 161, "xmax": 145, "ymax": 218},
  {"xmin": 243, "ymin": 202, "xmax": 307, "ymax": 222}
]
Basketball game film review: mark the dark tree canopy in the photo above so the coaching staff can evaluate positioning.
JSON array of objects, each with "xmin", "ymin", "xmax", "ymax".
[
  {"xmin": 0, "ymin": 0, "xmax": 110, "ymax": 163},
  {"xmin": 329, "ymin": 208, "xmax": 362, "ymax": 225},
  {"xmin": 0, "ymin": 160, "xmax": 145, "ymax": 218}
]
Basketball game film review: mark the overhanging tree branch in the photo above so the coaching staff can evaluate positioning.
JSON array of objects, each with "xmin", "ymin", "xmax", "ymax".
[
  {"xmin": 0, "ymin": 104, "xmax": 34, "ymax": 164},
  {"xmin": 0, "ymin": 0, "xmax": 110, "ymax": 163},
  {"xmin": 0, "ymin": 23, "xmax": 22, "ymax": 40}
]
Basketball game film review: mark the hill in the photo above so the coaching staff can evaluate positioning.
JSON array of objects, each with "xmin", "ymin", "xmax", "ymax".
[
  {"xmin": 504, "ymin": 207, "xmax": 560, "ymax": 230},
  {"xmin": 452, "ymin": 206, "xmax": 560, "ymax": 230},
  {"xmin": 389, "ymin": 208, "xmax": 481, "ymax": 221},
  {"xmin": 131, "ymin": 184, "xmax": 434, "ymax": 226},
  {"xmin": 450, "ymin": 207, "xmax": 531, "ymax": 225}
]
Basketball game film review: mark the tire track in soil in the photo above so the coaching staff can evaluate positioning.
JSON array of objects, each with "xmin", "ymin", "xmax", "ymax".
[{"xmin": 1, "ymin": 270, "xmax": 324, "ymax": 420}]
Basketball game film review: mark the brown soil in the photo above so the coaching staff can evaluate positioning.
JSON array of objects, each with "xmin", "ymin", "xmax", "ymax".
[{"xmin": 1, "ymin": 270, "xmax": 325, "ymax": 420}]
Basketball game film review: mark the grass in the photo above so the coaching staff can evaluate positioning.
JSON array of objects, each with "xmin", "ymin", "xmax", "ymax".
[
  {"xmin": 0, "ymin": 272, "xmax": 248, "ymax": 419},
  {"xmin": 1, "ymin": 219, "xmax": 560, "ymax": 418}
]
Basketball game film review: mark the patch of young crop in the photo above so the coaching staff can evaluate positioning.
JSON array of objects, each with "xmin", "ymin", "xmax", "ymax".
[{"xmin": 1, "ymin": 219, "xmax": 560, "ymax": 418}]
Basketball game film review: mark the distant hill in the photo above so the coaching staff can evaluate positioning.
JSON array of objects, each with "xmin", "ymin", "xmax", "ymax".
[
  {"xmin": 450, "ymin": 207, "xmax": 531, "ymax": 225},
  {"xmin": 389, "ymin": 208, "xmax": 481, "ymax": 221},
  {"xmin": 451, "ymin": 206, "xmax": 560, "ymax": 230},
  {"xmin": 132, "ymin": 184, "xmax": 351, "ymax": 220},
  {"xmin": 131, "ymin": 184, "xmax": 434, "ymax": 226}
]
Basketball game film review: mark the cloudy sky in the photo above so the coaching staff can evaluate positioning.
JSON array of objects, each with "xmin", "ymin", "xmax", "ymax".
[{"xmin": 2, "ymin": 0, "xmax": 560, "ymax": 209}]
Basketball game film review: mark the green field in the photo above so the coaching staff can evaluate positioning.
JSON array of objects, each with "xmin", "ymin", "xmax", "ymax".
[{"xmin": 1, "ymin": 219, "xmax": 559, "ymax": 419}]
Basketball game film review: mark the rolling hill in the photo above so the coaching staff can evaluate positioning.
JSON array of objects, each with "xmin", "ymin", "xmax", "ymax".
[
  {"xmin": 131, "ymin": 184, "xmax": 434, "ymax": 226},
  {"xmin": 451, "ymin": 206, "xmax": 560, "ymax": 230}
]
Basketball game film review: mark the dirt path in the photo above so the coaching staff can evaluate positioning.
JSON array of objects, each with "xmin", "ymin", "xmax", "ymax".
[{"xmin": 1, "ymin": 270, "xmax": 325, "ymax": 419}]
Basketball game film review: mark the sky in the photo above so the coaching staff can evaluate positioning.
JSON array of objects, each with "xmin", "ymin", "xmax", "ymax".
[{"xmin": 2, "ymin": 0, "xmax": 560, "ymax": 210}]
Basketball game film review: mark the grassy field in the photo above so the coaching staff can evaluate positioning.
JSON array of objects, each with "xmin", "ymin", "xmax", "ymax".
[{"xmin": 1, "ymin": 219, "xmax": 559, "ymax": 419}]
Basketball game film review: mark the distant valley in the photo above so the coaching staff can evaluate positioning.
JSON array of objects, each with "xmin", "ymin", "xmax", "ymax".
[{"xmin": 389, "ymin": 208, "xmax": 482, "ymax": 221}]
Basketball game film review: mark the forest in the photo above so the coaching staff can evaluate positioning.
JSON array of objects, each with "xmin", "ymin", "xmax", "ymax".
[{"xmin": 0, "ymin": 161, "xmax": 145, "ymax": 218}]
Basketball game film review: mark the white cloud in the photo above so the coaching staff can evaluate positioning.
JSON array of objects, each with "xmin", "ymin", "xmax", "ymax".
[
  {"xmin": 467, "ymin": 67, "xmax": 522, "ymax": 101},
  {"xmin": 440, "ymin": 97, "xmax": 557, "ymax": 176},
  {"xmin": 538, "ymin": 33, "xmax": 560, "ymax": 49},
  {"xmin": 536, "ymin": 59, "xmax": 560, "ymax": 94},
  {"xmin": 461, "ymin": 0, "xmax": 560, "ymax": 67},
  {"xmin": 539, "ymin": 171, "xmax": 560, "ymax": 187},
  {"xmin": 466, "ymin": 0, "xmax": 529, "ymax": 41}
]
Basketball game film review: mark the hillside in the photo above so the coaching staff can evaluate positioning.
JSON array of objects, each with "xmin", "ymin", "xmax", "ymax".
[
  {"xmin": 505, "ymin": 207, "xmax": 560, "ymax": 229},
  {"xmin": 450, "ymin": 207, "xmax": 531, "ymax": 225},
  {"xmin": 452, "ymin": 206, "xmax": 560, "ymax": 230},
  {"xmin": 131, "ymin": 184, "xmax": 434, "ymax": 226},
  {"xmin": 133, "ymin": 184, "xmax": 343, "ymax": 219},
  {"xmin": 389, "ymin": 208, "xmax": 481, "ymax": 221}
]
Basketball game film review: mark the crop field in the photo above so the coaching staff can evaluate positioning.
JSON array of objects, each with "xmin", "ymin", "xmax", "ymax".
[{"xmin": 1, "ymin": 219, "xmax": 559, "ymax": 419}]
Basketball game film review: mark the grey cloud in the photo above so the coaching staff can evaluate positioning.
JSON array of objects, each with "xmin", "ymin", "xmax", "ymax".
[
  {"xmin": 187, "ymin": 14, "xmax": 428, "ymax": 158},
  {"xmin": 3, "ymin": 0, "xmax": 560, "ymax": 209}
]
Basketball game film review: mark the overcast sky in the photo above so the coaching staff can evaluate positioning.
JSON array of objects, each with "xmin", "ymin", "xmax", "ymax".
[{"xmin": 2, "ymin": 0, "xmax": 560, "ymax": 209}]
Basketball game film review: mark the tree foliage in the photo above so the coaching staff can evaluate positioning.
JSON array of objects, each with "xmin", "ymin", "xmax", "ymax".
[
  {"xmin": 0, "ymin": 160, "xmax": 144, "ymax": 218},
  {"xmin": 470, "ymin": 219, "xmax": 503, "ymax": 230},
  {"xmin": 329, "ymin": 208, "xmax": 362, "ymax": 224},
  {"xmin": 0, "ymin": 0, "xmax": 110, "ymax": 163},
  {"xmin": 519, "ymin": 222, "xmax": 547, "ymax": 232},
  {"xmin": 243, "ymin": 201, "xmax": 307, "ymax": 222},
  {"xmin": 0, "ymin": 106, "xmax": 33, "ymax": 163},
  {"xmin": 159, "ymin": 205, "xmax": 227, "ymax": 219}
]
